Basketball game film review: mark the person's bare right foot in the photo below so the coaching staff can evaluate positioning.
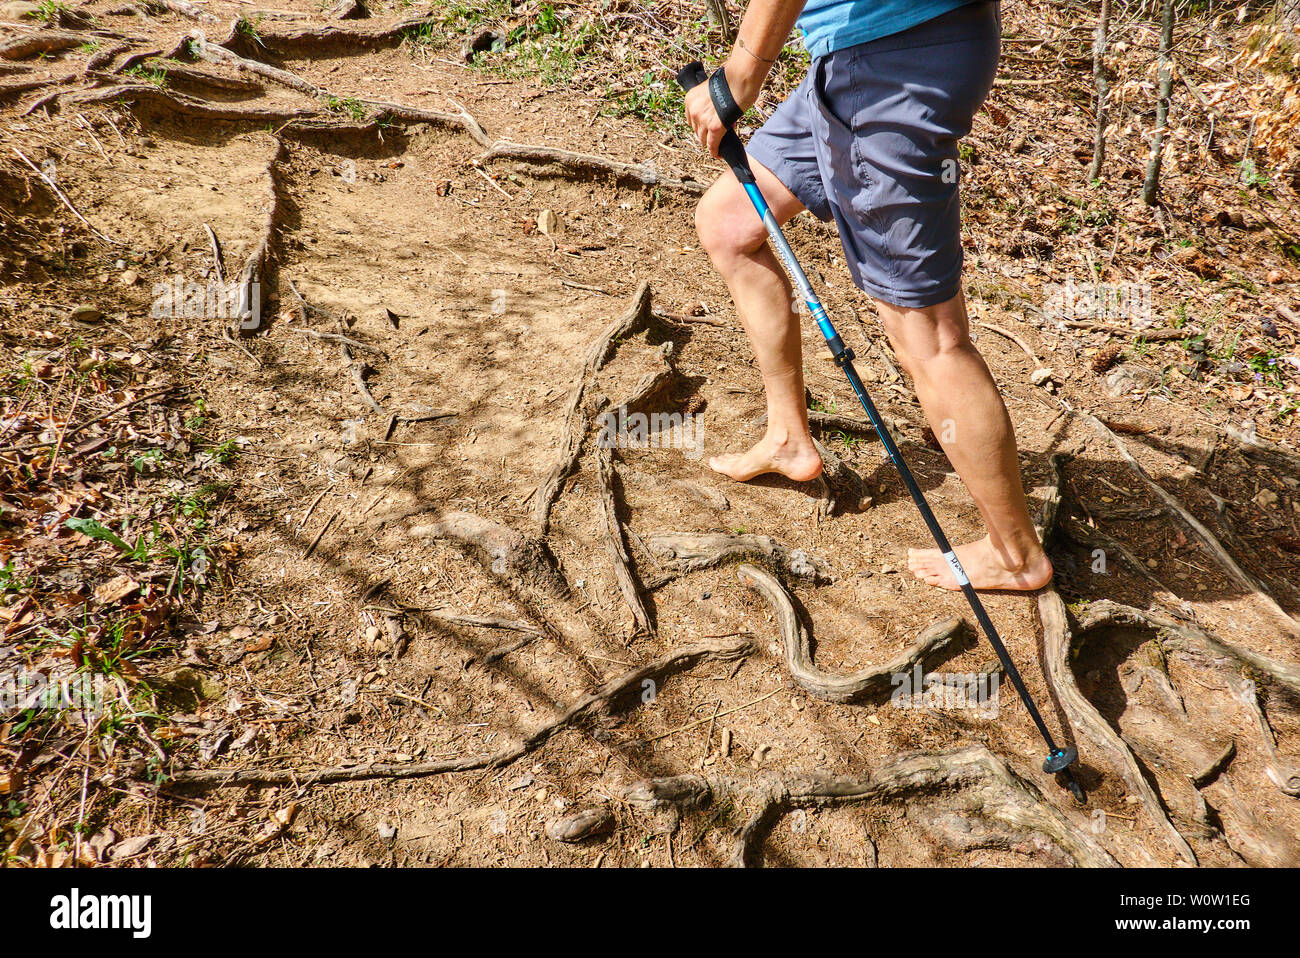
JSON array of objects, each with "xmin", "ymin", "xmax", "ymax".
[
  {"xmin": 907, "ymin": 535, "xmax": 1054, "ymax": 592},
  {"xmin": 709, "ymin": 429, "xmax": 823, "ymax": 483}
]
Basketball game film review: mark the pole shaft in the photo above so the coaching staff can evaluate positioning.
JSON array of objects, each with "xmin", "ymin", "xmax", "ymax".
[{"xmin": 746, "ymin": 188, "xmax": 1061, "ymax": 753}]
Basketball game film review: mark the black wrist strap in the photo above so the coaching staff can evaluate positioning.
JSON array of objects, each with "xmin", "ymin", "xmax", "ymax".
[{"xmin": 708, "ymin": 68, "xmax": 743, "ymax": 128}]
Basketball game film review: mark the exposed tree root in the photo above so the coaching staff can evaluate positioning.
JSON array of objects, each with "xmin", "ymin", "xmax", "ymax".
[
  {"xmin": 736, "ymin": 563, "xmax": 965, "ymax": 704},
  {"xmin": 225, "ymin": 13, "xmax": 439, "ymax": 52},
  {"xmin": 189, "ymin": 34, "xmax": 483, "ymax": 138},
  {"xmin": 533, "ymin": 281, "xmax": 653, "ymax": 535},
  {"xmin": 811, "ymin": 435, "xmax": 866, "ymax": 517},
  {"xmin": 67, "ymin": 82, "xmax": 319, "ymax": 123},
  {"xmin": 622, "ymin": 745, "xmax": 1117, "ymax": 867},
  {"xmin": 1073, "ymin": 599, "xmax": 1300, "ymax": 799},
  {"xmin": 1037, "ymin": 586, "xmax": 1197, "ymax": 863},
  {"xmin": 1032, "ymin": 452, "xmax": 1195, "ymax": 860},
  {"xmin": 232, "ymin": 139, "xmax": 283, "ymax": 334},
  {"xmin": 165, "ymin": 635, "xmax": 753, "ymax": 788},
  {"xmin": 410, "ymin": 510, "xmax": 635, "ymax": 676},
  {"xmin": 477, "ymin": 141, "xmax": 704, "ymax": 194},
  {"xmin": 153, "ymin": 63, "xmax": 266, "ymax": 95},
  {"xmin": 0, "ymin": 31, "xmax": 84, "ymax": 61},
  {"xmin": 1080, "ymin": 408, "xmax": 1299, "ymax": 636},
  {"xmin": 1249, "ymin": 696, "xmax": 1300, "ymax": 797},
  {"xmin": 596, "ymin": 446, "xmax": 653, "ymax": 636},
  {"xmin": 1075, "ymin": 600, "xmax": 1300, "ymax": 695}
]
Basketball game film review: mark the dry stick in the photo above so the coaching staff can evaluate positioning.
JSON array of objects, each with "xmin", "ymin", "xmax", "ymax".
[
  {"xmin": 11, "ymin": 147, "xmax": 117, "ymax": 246},
  {"xmin": 165, "ymin": 636, "xmax": 753, "ymax": 787},
  {"xmin": 1079, "ymin": 409, "xmax": 1299, "ymax": 635},
  {"xmin": 737, "ymin": 563, "xmax": 966, "ymax": 703},
  {"xmin": 45, "ymin": 384, "xmax": 83, "ymax": 481},
  {"xmin": 533, "ymin": 281, "xmax": 653, "ymax": 534},
  {"xmin": 976, "ymin": 320, "xmax": 1040, "ymax": 365},
  {"xmin": 297, "ymin": 487, "xmax": 329, "ymax": 531},
  {"xmin": 290, "ymin": 327, "xmax": 388, "ymax": 357},
  {"xmin": 645, "ymin": 689, "xmax": 780, "ymax": 743},
  {"xmin": 1058, "ymin": 320, "xmax": 1187, "ymax": 341},
  {"xmin": 422, "ymin": 611, "xmax": 545, "ymax": 665},
  {"xmin": 303, "ymin": 510, "xmax": 339, "ymax": 559}
]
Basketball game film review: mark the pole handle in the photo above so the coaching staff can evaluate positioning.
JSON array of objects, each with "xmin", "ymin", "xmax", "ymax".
[{"xmin": 675, "ymin": 60, "xmax": 755, "ymax": 185}]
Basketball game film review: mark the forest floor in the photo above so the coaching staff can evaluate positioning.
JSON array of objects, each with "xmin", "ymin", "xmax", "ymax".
[{"xmin": 2, "ymin": 0, "xmax": 1300, "ymax": 867}]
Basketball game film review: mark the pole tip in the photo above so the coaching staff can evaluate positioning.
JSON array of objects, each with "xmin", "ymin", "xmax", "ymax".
[{"xmin": 1042, "ymin": 746, "xmax": 1078, "ymax": 774}]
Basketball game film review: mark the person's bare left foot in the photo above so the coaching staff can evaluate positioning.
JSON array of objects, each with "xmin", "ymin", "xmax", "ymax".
[
  {"xmin": 708, "ymin": 429, "xmax": 823, "ymax": 483},
  {"xmin": 907, "ymin": 536, "xmax": 1054, "ymax": 592}
]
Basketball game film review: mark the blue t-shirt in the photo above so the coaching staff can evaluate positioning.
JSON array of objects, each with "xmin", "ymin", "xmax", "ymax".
[{"xmin": 797, "ymin": 0, "xmax": 977, "ymax": 59}]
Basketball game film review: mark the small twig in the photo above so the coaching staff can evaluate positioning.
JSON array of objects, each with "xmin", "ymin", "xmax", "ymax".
[
  {"xmin": 304, "ymin": 510, "xmax": 339, "ymax": 558},
  {"xmin": 12, "ymin": 147, "xmax": 118, "ymax": 246},
  {"xmin": 473, "ymin": 165, "xmax": 512, "ymax": 199},
  {"xmin": 645, "ymin": 689, "xmax": 780, "ymax": 743}
]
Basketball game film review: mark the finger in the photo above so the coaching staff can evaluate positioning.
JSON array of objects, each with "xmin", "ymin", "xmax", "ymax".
[{"xmin": 706, "ymin": 124, "xmax": 723, "ymax": 159}]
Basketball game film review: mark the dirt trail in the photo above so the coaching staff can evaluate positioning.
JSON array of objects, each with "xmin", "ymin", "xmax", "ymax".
[{"xmin": 2, "ymin": 2, "xmax": 1299, "ymax": 867}]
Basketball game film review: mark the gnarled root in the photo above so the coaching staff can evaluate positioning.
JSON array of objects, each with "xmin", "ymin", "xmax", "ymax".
[
  {"xmin": 533, "ymin": 281, "xmax": 653, "ymax": 534},
  {"xmin": 736, "ymin": 563, "xmax": 965, "ymax": 704},
  {"xmin": 1037, "ymin": 589, "xmax": 1198, "ymax": 864},
  {"xmin": 622, "ymin": 745, "xmax": 1117, "ymax": 867}
]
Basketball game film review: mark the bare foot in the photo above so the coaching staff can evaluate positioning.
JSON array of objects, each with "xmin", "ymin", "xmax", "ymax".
[
  {"xmin": 708, "ymin": 430, "xmax": 823, "ymax": 483},
  {"xmin": 907, "ymin": 536, "xmax": 1054, "ymax": 592}
]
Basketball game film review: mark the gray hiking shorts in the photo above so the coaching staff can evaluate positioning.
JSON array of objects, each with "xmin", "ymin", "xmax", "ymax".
[{"xmin": 748, "ymin": 1, "xmax": 1001, "ymax": 308}]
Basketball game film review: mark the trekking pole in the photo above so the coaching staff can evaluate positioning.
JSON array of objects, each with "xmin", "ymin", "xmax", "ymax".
[{"xmin": 677, "ymin": 62, "xmax": 1084, "ymax": 801}]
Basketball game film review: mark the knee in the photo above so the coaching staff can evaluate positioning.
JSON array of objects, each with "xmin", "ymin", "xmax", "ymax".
[{"xmin": 695, "ymin": 184, "xmax": 766, "ymax": 268}]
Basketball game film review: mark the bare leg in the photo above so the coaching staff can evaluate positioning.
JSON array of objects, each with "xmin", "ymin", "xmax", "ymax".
[
  {"xmin": 695, "ymin": 161, "xmax": 822, "ymax": 483},
  {"xmin": 874, "ymin": 293, "xmax": 1053, "ymax": 592}
]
